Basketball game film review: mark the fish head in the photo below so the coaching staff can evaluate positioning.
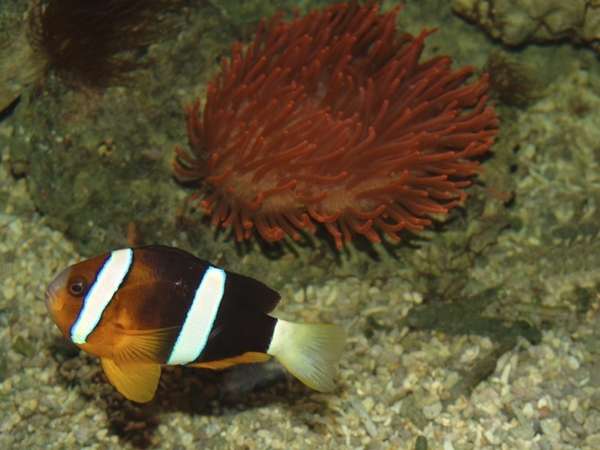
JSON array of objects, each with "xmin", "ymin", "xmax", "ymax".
[{"xmin": 45, "ymin": 256, "xmax": 106, "ymax": 342}]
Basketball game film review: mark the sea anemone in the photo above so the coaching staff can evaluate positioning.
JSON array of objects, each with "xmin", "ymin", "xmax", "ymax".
[
  {"xmin": 174, "ymin": 1, "xmax": 498, "ymax": 249},
  {"xmin": 28, "ymin": 0, "xmax": 184, "ymax": 88}
]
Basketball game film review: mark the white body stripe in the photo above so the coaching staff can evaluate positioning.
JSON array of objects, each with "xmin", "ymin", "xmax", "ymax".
[
  {"xmin": 167, "ymin": 266, "xmax": 226, "ymax": 365},
  {"xmin": 70, "ymin": 248, "xmax": 133, "ymax": 344}
]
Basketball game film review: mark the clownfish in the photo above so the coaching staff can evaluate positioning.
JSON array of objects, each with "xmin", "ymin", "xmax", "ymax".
[{"xmin": 45, "ymin": 245, "xmax": 345, "ymax": 403}]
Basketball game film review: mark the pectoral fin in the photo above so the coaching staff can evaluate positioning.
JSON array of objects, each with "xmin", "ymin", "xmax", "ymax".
[
  {"xmin": 112, "ymin": 327, "xmax": 180, "ymax": 364},
  {"xmin": 101, "ymin": 358, "xmax": 161, "ymax": 403}
]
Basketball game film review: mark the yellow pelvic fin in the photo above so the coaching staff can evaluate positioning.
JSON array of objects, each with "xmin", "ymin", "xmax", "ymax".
[
  {"xmin": 187, "ymin": 352, "xmax": 271, "ymax": 370},
  {"xmin": 111, "ymin": 326, "xmax": 180, "ymax": 364},
  {"xmin": 101, "ymin": 358, "xmax": 161, "ymax": 403},
  {"xmin": 267, "ymin": 320, "xmax": 346, "ymax": 392}
]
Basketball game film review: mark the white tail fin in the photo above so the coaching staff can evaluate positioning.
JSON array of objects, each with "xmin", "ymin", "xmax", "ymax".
[{"xmin": 267, "ymin": 319, "xmax": 346, "ymax": 392}]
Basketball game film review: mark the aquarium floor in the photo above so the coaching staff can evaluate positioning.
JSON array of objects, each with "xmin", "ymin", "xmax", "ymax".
[{"xmin": 1, "ymin": 122, "xmax": 599, "ymax": 450}]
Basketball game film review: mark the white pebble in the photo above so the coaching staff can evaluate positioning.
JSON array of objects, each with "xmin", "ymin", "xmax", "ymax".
[
  {"xmin": 293, "ymin": 288, "xmax": 304, "ymax": 303},
  {"xmin": 181, "ymin": 432, "xmax": 193, "ymax": 446},
  {"xmin": 568, "ymin": 397, "xmax": 579, "ymax": 413},
  {"xmin": 362, "ymin": 396, "xmax": 375, "ymax": 413},
  {"xmin": 412, "ymin": 291, "xmax": 423, "ymax": 304},
  {"xmin": 423, "ymin": 402, "xmax": 443, "ymax": 420},
  {"xmin": 3, "ymin": 285, "xmax": 15, "ymax": 301},
  {"xmin": 500, "ymin": 362, "xmax": 512, "ymax": 385},
  {"xmin": 566, "ymin": 355, "xmax": 580, "ymax": 370},
  {"xmin": 522, "ymin": 403, "xmax": 535, "ymax": 419},
  {"xmin": 95, "ymin": 429, "xmax": 108, "ymax": 441},
  {"xmin": 325, "ymin": 287, "xmax": 338, "ymax": 305},
  {"xmin": 459, "ymin": 345, "xmax": 480, "ymax": 363}
]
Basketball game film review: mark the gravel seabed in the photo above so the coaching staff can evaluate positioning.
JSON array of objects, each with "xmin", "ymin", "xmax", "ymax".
[
  {"xmin": 1, "ymin": 65, "xmax": 600, "ymax": 450},
  {"xmin": 1, "ymin": 7, "xmax": 600, "ymax": 449}
]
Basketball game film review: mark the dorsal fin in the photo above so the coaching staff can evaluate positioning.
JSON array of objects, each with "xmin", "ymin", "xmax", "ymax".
[
  {"xmin": 135, "ymin": 245, "xmax": 281, "ymax": 313},
  {"xmin": 224, "ymin": 271, "xmax": 281, "ymax": 313},
  {"xmin": 135, "ymin": 245, "xmax": 206, "ymax": 264}
]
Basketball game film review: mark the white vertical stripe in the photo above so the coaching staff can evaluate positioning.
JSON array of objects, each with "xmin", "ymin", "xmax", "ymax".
[
  {"xmin": 70, "ymin": 248, "xmax": 133, "ymax": 344},
  {"xmin": 167, "ymin": 266, "xmax": 226, "ymax": 365}
]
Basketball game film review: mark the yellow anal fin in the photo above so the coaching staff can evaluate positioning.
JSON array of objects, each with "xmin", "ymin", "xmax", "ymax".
[
  {"xmin": 187, "ymin": 352, "xmax": 271, "ymax": 370},
  {"xmin": 101, "ymin": 358, "xmax": 161, "ymax": 403}
]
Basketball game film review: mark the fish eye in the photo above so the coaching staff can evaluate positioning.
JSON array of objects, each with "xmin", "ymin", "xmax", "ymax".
[{"xmin": 67, "ymin": 276, "xmax": 88, "ymax": 297}]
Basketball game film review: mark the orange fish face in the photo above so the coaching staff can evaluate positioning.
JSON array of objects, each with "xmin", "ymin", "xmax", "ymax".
[{"xmin": 45, "ymin": 255, "xmax": 109, "ymax": 344}]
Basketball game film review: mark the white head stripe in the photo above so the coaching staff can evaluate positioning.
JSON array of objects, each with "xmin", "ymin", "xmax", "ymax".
[
  {"xmin": 167, "ymin": 266, "xmax": 226, "ymax": 365},
  {"xmin": 70, "ymin": 248, "xmax": 133, "ymax": 344}
]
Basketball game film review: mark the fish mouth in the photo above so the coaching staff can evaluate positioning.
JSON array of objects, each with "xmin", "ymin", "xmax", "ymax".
[
  {"xmin": 45, "ymin": 267, "xmax": 71, "ymax": 314},
  {"xmin": 44, "ymin": 289, "xmax": 57, "ymax": 315}
]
